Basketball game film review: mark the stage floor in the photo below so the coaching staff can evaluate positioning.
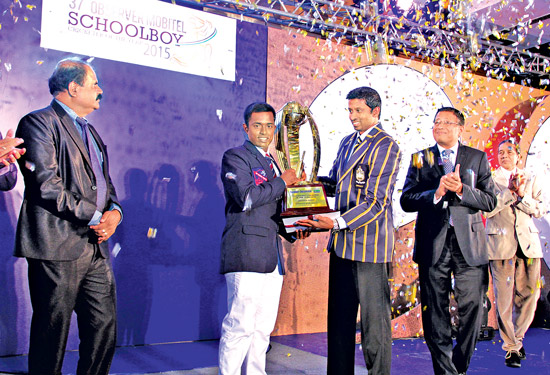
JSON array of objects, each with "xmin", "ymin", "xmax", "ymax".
[{"xmin": 0, "ymin": 329, "xmax": 548, "ymax": 374}]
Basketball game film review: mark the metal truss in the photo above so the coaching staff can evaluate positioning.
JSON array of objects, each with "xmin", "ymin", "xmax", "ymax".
[{"xmin": 175, "ymin": 0, "xmax": 550, "ymax": 84}]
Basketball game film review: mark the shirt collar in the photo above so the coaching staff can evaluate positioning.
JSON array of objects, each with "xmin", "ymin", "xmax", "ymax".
[
  {"xmin": 437, "ymin": 142, "xmax": 459, "ymax": 157},
  {"xmin": 357, "ymin": 124, "xmax": 378, "ymax": 142},
  {"xmin": 256, "ymin": 146, "xmax": 270, "ymax": 157},
  {"xmin": 54, "ymin": 99, "xmax": 79, "ymax": 122},
  {"xmin": 500, "ymin": 166, "xmax": 517, "ymax": 180}
]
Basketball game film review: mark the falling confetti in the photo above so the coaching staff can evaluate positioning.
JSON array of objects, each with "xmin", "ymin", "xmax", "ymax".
[{"xmin": 147, "ymin": 227, "xmax": 158, "ymax": 239}]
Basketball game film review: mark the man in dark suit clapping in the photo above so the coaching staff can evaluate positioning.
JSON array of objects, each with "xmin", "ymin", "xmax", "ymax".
[
  {"xmin": 15, "ymin": 57, "xmax": 122, "ymax": 375},
  {"xmin": 400, "ymin": 107, "xmax": 497, "ymax": 375}
]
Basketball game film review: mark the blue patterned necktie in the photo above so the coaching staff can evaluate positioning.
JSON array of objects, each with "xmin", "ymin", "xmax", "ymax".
[
  {"xmin": 441, "ymin": 149, "xmax": 454, "ymax": 174},
  {"xmin": 441, "ymin": 149, "xmax": 454, "ymax": 225},
  {"xmin": 76, "ymin": 117, "xmax": 107, "ymax": 211}
]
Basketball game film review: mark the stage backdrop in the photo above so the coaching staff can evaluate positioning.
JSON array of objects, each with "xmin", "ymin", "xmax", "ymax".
[
  {"xmin": 0, "ymin": 0, "xmax": 267, "ymax": 356},
  {"xmin": 266, "ymin": 26, "xmax": 550, "ymax": 338},
  {"xmin": 1, "ymin": 0, "xmax": 549, "ymax": 358}
]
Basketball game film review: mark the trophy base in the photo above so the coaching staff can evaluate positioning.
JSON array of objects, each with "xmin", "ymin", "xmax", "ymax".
[
  {"xmin": 280, "ymin": 206, "xmax": 337, "ymax": 218},
  {"xmin": 280, "ymin": 183, "xmax": 339, "ymax": 233},
  {"xmin": 280, "ymin": 209, "xmax": 340, "ymax": 233}
]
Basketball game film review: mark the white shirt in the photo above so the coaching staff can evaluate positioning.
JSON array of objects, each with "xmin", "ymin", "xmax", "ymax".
[{"xmin": 500, "ymin": 166, "xmax": 518, "ymax": 182}]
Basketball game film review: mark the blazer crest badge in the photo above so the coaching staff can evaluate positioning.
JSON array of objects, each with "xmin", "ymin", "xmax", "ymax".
[{"xmin": 253, "ymin": 167, "xmax": 268, "ymax": 186}]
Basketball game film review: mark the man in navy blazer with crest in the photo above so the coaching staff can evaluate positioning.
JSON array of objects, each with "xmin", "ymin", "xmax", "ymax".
[
  {"xmin": 400, "ymin": 107, "xmax": 496, "ymax": 375},
  {"xmin": 218, "ymin": 102, "xmax": 306, "ymax": 375},
  {"xmin": 298, "ymin": 87, "xmax": 401, "ymax": 375}
]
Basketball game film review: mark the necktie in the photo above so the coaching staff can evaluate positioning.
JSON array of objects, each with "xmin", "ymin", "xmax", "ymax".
[
  {"xmin": 345, "ymin": 135, "xmax": 361, "ymax": 165},
  {"xmin": 441, "ymin": 149, "xmax": 454, "ymax": 225},
  {"xmin": 76, "ymin": 117, "xmax": 107, "ymax": 211},
  {"xmin": 265, "ymin": 153, "xmax": 275, "ymax": 177},
  {"xmin": 353, "ymin": 136, "xmax": 362, "ymax": 151},
  {"xmin": 441, "ymin": 149, "xmax": 454, "ymax": 174}
]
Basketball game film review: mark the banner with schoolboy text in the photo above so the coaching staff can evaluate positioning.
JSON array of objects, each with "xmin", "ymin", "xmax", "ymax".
[{"xmin": 41, "ymin": 0, "xmax": 236, "ymax": 81}]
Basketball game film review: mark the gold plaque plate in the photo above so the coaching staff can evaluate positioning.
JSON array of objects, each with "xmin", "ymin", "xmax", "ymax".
[
  {"xmin": 286, "ymin": 185, "xmax": 328, "ymax": 209},
  {"xmin": 281, "ymin": 183, "xmax": 336, "ymax": 217}
]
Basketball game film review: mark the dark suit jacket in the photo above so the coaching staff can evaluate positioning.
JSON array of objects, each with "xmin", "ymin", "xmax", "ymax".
[
  {"xmin": 0, "ymin": 132, "xmax": 17, "ymax": 191},
  {"xmin": 220, "ymin": 140, "xmax": 291, "ymax": 274},
  {"xmin": 14, "ymin": 100, "xmax": 120, "ymax": 260},
  {"xmin": 0, "ymin": 164, "xmax": 17, "ymax": 191},
  {"xmin": 319, "ymin": 125, "xmax": 401, "ymax": 263},
  {"xmin": 400, "ymin": 143, "xmax": 497, "ymax": 267}
]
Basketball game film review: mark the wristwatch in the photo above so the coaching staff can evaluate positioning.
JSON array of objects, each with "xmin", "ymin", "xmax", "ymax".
[{"xmin": 332, "ymin": 219, "xmax": 339, "ymax": 230}]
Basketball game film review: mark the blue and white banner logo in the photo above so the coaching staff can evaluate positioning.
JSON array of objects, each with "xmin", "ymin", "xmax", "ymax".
[{"xmin": 41, "ymin": 0, "xmax": 236, "ymax": 81}]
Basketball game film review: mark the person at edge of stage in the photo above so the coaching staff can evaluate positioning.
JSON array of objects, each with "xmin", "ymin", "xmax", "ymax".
[
  {"xmin": 0, "ymin": 129, "xmax": 25, "ymax": 191},
  {"xmin": 400, "ymin": 107, "xmax": 497, "ymax": 375},
  {"xmin": 15, "ymin": 57, "xmax": 122, "ymax": 375},
  {"xmin": 296, "ymin": 86, "xmax": 401, "ymax": 375},
  {"xmin": 485, "ymin": 138, "xmax": 545, "ymax": 368},
  {"xmin": 218, "ymin": 101, "xmax": 309, "ymax": 375}
]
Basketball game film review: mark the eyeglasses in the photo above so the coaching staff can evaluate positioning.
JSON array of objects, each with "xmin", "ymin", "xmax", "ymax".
[{"xmin": 433, "ymin": 120, "xmax": 460, "ymax": 127}]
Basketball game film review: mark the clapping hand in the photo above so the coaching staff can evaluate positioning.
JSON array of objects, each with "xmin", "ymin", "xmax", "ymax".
[{"xmin": 0, "ymin": 129, "xmax": 25, "ymax": 167}]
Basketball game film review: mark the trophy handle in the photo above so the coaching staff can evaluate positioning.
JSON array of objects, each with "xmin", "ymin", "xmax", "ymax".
[
  {"xmin": 274, "ymin": 111, "xmax": 290, "ymax": 172},
  {"xmin": 305, "ymin": 111, "xmax": 321, "ymax": 183}
]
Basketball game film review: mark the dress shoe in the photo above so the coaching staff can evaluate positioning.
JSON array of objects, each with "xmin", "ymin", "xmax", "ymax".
[
  {"xmin": 518, "ymin": 346, "xmax": 526, "ymax": 360},
  {"xmin": 505, "ymin": 350, "xmax": 521, "ymax": 368}
]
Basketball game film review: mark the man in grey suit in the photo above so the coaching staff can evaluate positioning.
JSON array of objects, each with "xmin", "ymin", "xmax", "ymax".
[
  {"xmin": 15, "ymin": 57, "xmax": 122, "ymax": 375},
  {"xmin": 218, "ymin": 102, "xmax": 306, "ymax": 375},
  {"xmin": 486, "ymin": 139, "xmax": 544, "ymax": 368},
  {"xmin": 400, "ymin": 107, "xmax": 497, "ymax": 375}
]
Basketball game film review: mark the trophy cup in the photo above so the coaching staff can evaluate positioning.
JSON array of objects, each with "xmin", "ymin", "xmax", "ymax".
[{"xmin": 274, "ymin": 102, "xmax": 337, "ymax": 231}]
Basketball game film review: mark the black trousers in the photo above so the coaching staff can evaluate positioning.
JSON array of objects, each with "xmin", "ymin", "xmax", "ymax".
[
  {"xmin": 327, "ymin": 252, "xmax": 392, "ymax": 375},
  {"xmin": 27, "ymin": 245, "xmax": 117, "ymax": 375},
  {"xmin": 418, "ymin": 228, "xmax": 488, "ymax": 375}
]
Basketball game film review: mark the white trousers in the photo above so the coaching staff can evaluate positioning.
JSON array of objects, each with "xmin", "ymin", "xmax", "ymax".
[{"xmin": 218, "ymin": 268, "xmax": 283, "ymax": 375}]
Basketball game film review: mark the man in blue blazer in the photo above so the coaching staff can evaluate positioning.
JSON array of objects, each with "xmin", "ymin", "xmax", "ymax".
[
  {"xmin": 15, "ymin": 58, "xmax": 122, "ymax": 375},
  {"xmin": 400, "ymin": 107, "xmax": 497, "ymax": 375},
  {"xmin": 218, "ymin": 102, "xmax": 306, "ymax": 375},
  {"xmin": 297, "ymin": 87, "xmax": 401, "ymax": 375}
]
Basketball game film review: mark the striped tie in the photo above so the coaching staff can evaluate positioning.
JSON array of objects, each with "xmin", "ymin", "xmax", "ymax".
[
  {"xmin": 345, "ymin": 135, "xmax": 362, "ymax": 165},
  {"xmin": 354, "ymin": 136, "xmax": 362, "ymax": 151},
  {"xmin": 265, "ymin": 153, "xmax": 275, "ymax": 177}
]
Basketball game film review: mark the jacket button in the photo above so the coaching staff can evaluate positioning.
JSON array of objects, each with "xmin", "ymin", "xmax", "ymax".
[{"xmin": 91, "ymin": 186, "xmax": 97, "ymax": 191}]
